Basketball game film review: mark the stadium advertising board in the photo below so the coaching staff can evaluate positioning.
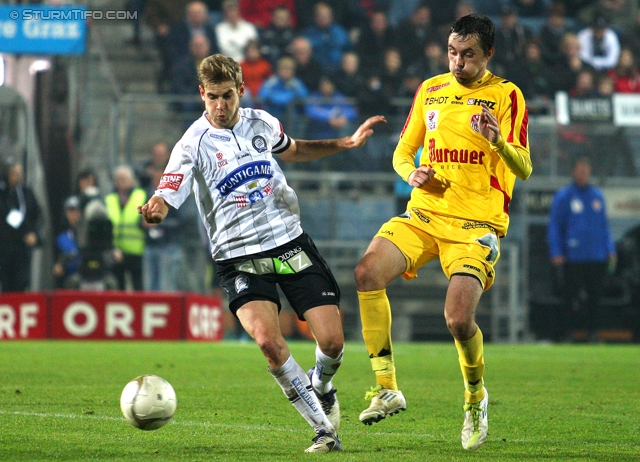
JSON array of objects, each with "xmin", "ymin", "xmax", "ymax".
[
  {"xmin": 0, "ymin": 5, "xmax": 87, "ymax": 55},
  {"xmin": 0, "ymin": 292, "xmax": 224, "ymax": 341},
  {"xmin": 0, "ymin": 293, "xmax": 48, "ymax": 340},
  {"xmin": 185, "ymin": 294, "xmax": 224, "ymax": 341},
  {"xmin": 49, "ymin": 292, "xmax": 185, "ymax": 340}
]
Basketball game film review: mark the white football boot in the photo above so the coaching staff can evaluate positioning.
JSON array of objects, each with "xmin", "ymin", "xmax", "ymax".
[
  {"xmin": 304, "ymin": 430, "xmax": 342, "ymax": 453},
  {"xmin": 461, "ymin": 387, "xmax": 489, "ymax": 450},
  {"xmin": 359, "ymin": 384, "xmax": 407, "ymax": 425}
]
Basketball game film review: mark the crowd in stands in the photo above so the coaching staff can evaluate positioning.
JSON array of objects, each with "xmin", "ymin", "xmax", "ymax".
[{"xmin": 139, "ymin": 0, "xmax": 640, "ymax": 120}]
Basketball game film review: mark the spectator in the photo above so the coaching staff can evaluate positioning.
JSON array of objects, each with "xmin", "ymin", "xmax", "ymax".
[
  {"xmin": 414, "ymin": 41, "xmax": 448, "ymax": 80},
  {"xmin": 387, "ymin": 0, "xmax": 423, "ymax": 27},
  {"xmin": 577, "ymin": 16, "xmax": 621, "ymax": 72},
  {"xmin": 547, "ymin": 157, "xmax": 617, "ymax": 342},
  {"xmin": 142, "ymin": 155, "xmax": 186, "ymax": 292},
  {"xmin": 260, "ymin": 6, "xmax": 296, "ymax": 66},
  {"xmin": 356, "ymin": 10, "xmax": 398, "ymax": 76},
  {"xmin": 105, "ymin": 165, "xmax": 147, "ymax": 291},
  {"xmin": 171, "ymin": 33, "xmax": 212, "ymax": 115},
  {"xmin": 398, "ymin": 65, "xmax": 424, "ymax": 98},
  {"xmin": 454, "ymin": 1, "xmax": 476, "ymax": 20},
  {"xmin": 0, "ymin": 163, "xmax": 42, "ymax": 292},
  {"xmin": 509, "ymin": 40, "xmax": 554, "ymax": 102},
  {"xmin": 423, "ymin": 0, "xmax": 459, "ymax": 28},
  {"xmin": 608, "ymin": 47, "xmax": 640, "ymax": 92},
  {"xmin": 570, "ymin": 69, "xmax": 598, "ymax": 96},
  {"xmin": 53, "ymin": 195, "xmax": 82, "ymax": 288},
  {"xmin": 512, "ymin": 0, "xmax": 548, "ymax": 17},
  {"xmin": 304, "ymin": 76, "xmax": 357, "ymax": 141},
  {"xmin": 239, "ymin": 0, "xmax": 296, "ymax": 29},
  {"xmin": 395, "ymin": 3, "xmax": 440, "ymax": 69},
  {"xmin": 472, "ymin": 0, "xmax": 505, "ymax": 17},
  {"xmin": 356, "ymin": 74, "xmax": 395, "ymax": 171},
  {"xmin": 289, "ymin": 36, "xmax": 324, "ymax": 92},
  {"xmin": 302, "ymin": 2, "xmax": 350, "ymax": 73},
  {"xmin": 539, "ymin": 3, "xmax": 575, "ymax": 67},
  {"xmin": 622, "ymin": 9, "xmax": 640, "ymax": 57},
  {"xmin": 144, "ymin": 0, "xmax": 191, "ymax": 92},
  {"xmin": 548, "ymin": 32, "xmax": 595, "ymax": 93},
  {"xmin": 331, "ymin": 51, "xmax": 365, "ymax": 99},
  {"xmin": 596, "ymin": 72, "xmax": 616, "ymax": 96},
  {"xmin": 215, "ymin": 0, "xmax": 259, "ymax": 61},
  {"xmin": 258, "ymin": 56, "xmax": 309, "ymax": 121},
  {"xmin": 493, "ymin": 5, "xmax": 534, "ymax": 79},
  {"xmin": 137, "ymin": 142, "xmax": 172, "ymax": 190},
  {"xmin": 168, "ymin": 1, "xmax": 218, "ymax": 62},
  {"xmin": 380, "ymin": 47, "xmax": 405, "ymax": 99},
  {"xmin": 240, "ymin": 40, "xmax": 273, "ymax": 99}
]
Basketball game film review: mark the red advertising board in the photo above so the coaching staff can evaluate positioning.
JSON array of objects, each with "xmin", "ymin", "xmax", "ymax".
[
  {"xmin": 49, "ymin": 291, "xmax": 185, "ymax": 340},
  {"xmin": 185, "ymin": 294, "xmax": 224, "ymax": 341},
  {"xmin": 0, "ymin": 293, "xmax": 48, "ymax": 340}
]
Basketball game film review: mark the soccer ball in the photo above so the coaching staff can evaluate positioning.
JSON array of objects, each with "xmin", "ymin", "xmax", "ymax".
[{"xmin": 120, "ymin": 375, "xmax": 177, "ymax": 430}]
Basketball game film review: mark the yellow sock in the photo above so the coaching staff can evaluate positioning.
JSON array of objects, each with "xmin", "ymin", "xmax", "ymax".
[
  {"xmin": 455, "ymin": 327, "xmax": 485, "ymax": 403},
  {"xmin": 358, "ymin": 289, "xmax": 397, "ymax": 390}
]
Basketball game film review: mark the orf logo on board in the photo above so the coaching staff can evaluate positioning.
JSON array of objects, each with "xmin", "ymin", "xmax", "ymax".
[{"xmin": 252, "ymin": 135, "xmax": 267, "ymax": 153}]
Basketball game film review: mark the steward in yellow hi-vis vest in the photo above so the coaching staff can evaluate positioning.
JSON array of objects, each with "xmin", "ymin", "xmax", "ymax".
[
  {"xmin": 354, "ymin": 14, "xmax": 532, "ymax": 451},
  {"xmin": 393, "ymin": 71, "xmax": 531, "ymax": 236}
]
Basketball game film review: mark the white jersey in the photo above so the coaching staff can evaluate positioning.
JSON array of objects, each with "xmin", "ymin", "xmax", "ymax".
[{"xmin": 155, "ymin": 107, "xmax": 303, "ymax": 260}]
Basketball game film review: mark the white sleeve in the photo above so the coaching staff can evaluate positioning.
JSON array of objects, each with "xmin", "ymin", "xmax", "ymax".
[
  {"xmin": 154, "ymin": 135, "xmax": 199, "ymax": 209},
  {"xmin": 259, "ymin": 110, "xmax": 291, "ymax": 154}
]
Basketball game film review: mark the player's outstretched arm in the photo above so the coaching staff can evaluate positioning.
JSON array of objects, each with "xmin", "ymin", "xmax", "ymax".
[
  {"xmin": 138, "ymin": 196, "xmax": 169, "ymax": 224},
  {"xmin": 279, "ymin": 115, "xmax": 387, "ymax": 163}
]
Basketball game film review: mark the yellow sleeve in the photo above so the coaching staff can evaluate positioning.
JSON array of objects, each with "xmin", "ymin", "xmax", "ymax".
[
  {"xmin": 494, "ymin": 86, "xmax": 532, "ymax": 180},
  {"xmin": 490, "ymin": 137, "xmax": 532, "ymax": 180},
  {"xmin": 393, "ymin": 82, "xmax": 426, "ymax": 181}
]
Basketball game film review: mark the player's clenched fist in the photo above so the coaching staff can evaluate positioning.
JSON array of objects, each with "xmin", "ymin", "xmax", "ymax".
[
  {"xmin": 138, "ymin": 196, "xmax": 169, "ymax": 224},
  {"xmin": 408, "ymin": 165, "xmax": 436, "ymax": 188}
]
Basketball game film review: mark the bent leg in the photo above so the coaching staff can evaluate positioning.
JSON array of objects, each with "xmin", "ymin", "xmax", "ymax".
[
  {"xmin": 238, "ymin": 300, "xmax": 335, "ymax": 434},
  {"xmin": 354, "ymin": 237, "xmax": 407, "ymax": 390},
  {"xmin": 305, "ymin": 304, "xmax": 344, "ymax": 393},
  {"xmin": 444, "ymin": 274, "xmax": 485, "ymax": 403}
]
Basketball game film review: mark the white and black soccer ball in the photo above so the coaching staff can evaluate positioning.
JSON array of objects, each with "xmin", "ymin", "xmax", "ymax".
[{"xmin": 120, "ymin": 375, "xmax": 177, "ymax": 430}]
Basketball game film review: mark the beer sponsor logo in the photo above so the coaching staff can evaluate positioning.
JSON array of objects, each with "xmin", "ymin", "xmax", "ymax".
[
  {"xmin": 215, "ymin": 161, "xmax": 272, "ymax": 196},
  {"xmin": 427, "ymin": 139, "xmax": 486, "ymax": 165}
]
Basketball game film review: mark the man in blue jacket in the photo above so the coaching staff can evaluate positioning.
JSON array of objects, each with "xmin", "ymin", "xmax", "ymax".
[{"xmin": 547, "ymin": 157, "xmax": 617, "ymax": 342}]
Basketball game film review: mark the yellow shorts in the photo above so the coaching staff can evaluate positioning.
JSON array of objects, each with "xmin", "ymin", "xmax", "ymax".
[{"xmin": 375, "ymin": 208, "xmax": 501, "ymax": 291}]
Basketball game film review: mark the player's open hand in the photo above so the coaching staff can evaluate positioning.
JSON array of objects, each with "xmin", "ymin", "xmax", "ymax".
[
  {"xmin": 138, "ymin": 196, "xmax": 169, "ymax": 224},
  {"xmin": 349, "ymin": 115, "xmax": 387, "ymax": 148},
  {"xmin": 408, "ymin": 165, "xmax": 436, "ymax": 188},
  {"xmin": 479, "ymin": 104, "xmax": 500, "ymax": 143}
]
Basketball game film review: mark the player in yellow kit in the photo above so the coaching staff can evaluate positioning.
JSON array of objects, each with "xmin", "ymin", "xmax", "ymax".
[{"xmin": 354, "ymin": 14, "xmax": 532, "ymax": 450}]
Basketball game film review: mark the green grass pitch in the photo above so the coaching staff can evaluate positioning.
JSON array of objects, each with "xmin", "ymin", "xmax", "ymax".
[{"xmin": 1, "ymin": 340, "xmax": 639, "ymax": 461}]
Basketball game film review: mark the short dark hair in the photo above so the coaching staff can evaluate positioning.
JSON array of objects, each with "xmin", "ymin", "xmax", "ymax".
[{"xmin": 449, "ymin": 14, "xmax": 495, "ymax": 56}]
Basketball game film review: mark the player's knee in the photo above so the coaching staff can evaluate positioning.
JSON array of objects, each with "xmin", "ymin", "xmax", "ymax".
[
  {"xmin": 255, "ymin": 333, "xmax": 288, "ymax": 364},
  {"xmin": 445, "ymin": 315, "xmax": 475, "ymax": 340},
  {"xmin": 317, "ymin": 336, "xmax": 344, "ymax": 359},
  {"xmin": 354, "ymin": 258, "xmax": 382, "ymax": 291}
]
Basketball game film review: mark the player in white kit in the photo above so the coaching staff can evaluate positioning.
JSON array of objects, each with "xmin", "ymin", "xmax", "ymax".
[{"xmin": 138, "ymin": 54, "xmax": 385, "ymax": 453}]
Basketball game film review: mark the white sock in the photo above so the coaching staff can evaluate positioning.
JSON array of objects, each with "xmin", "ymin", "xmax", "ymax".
[
  {"xmin": 269, "ymin": 355, "xmax": 334, "ymax": 433},
  {"xmin": 311, "ymin": 345, "xmax": 343, "ymax": 394}
]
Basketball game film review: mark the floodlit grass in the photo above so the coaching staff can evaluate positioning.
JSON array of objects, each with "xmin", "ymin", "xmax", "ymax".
[{"xmin": 1, "ymin": 340, "xmax": 639, "ymax": 461}]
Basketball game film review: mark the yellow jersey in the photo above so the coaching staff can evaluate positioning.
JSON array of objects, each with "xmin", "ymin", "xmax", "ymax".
[{"xmin": 393, "ymin": 70, "xmax": 532, "ymax": 236}]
